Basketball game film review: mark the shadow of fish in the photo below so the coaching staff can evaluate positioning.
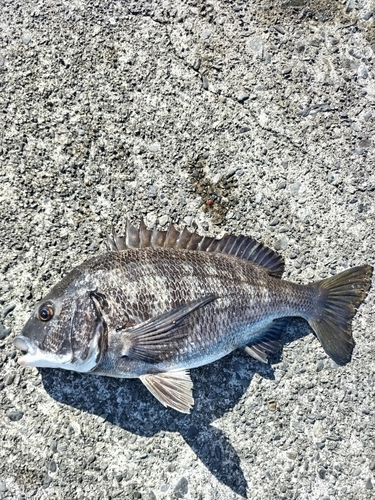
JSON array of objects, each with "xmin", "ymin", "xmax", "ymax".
[{"xmin": 14, "ymin": 220, "xmax": 373, "ymax": 413}]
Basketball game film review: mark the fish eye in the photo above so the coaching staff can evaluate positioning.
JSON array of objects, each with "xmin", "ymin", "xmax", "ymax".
[{"xmin": 38, "ymin": 304, "xmax": 54, "ymax": 322}]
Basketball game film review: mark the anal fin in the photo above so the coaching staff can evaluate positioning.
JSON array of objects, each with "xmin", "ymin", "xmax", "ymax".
[
  {"xmin": 245, "ymin": 318, "xmax": 290, "ymax": 363},
  {"xmin": 140, "ymin": 370, "xmax": 194, "ymax": 413}
]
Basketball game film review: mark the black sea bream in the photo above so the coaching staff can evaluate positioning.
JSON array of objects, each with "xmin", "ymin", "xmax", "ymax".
[{"xmin": 14, "ymin": 221, "xmax": 373, "ymax": 413}]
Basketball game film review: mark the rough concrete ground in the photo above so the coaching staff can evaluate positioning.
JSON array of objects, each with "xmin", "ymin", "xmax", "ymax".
[{"xmin": 0, "ymin": 0, "xmax": 374, "ymax": 499}]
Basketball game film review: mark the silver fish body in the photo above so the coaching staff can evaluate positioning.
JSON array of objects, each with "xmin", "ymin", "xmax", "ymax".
[{"xmin": 14, "ymin": 222, "xmax": 373, "ymax": 413}]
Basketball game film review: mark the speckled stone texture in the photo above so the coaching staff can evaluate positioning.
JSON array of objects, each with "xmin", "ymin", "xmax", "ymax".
[{"xmin": 0, "ymin": 1, "xmax": 374, "ymax": 499}]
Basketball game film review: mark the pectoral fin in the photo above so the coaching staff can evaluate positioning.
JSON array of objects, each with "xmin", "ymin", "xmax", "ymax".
[
  {"xmin": 140, "ymin": 370, "xmax": 194, "ymax": 413},
  {"xmin": 120, "ymin": 294, "xmax": 216, "ymax": 364}
]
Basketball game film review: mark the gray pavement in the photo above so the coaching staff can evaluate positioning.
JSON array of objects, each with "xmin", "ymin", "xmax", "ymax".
[{"xmin": 0, "ymin": 1, "xmax": 374, "ymax": 499}]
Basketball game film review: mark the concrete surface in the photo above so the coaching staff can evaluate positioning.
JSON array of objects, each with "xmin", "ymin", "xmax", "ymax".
[{"xmin": 0, "ymin": 1, "xmax": 374, "ymax": 499}]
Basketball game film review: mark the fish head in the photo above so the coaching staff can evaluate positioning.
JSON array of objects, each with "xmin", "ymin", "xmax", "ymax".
[{"xmin": 14, "ymin": 268, "xmax": 104, "ymax": 373}]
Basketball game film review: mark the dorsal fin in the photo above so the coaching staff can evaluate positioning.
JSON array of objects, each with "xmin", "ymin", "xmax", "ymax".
[{"xmin": 106, "ymin": 219, "xmax": 284, "ymax": 278}]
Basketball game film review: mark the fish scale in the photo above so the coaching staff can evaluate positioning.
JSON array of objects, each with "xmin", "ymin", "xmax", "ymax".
[{"xmin": 14, "ymin": 221, "xmax": 373, "ymax": 413}]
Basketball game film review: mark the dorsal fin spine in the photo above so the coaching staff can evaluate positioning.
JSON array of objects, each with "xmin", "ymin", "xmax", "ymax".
[
  {"xmin": 226, "ymin": 236, "xmax": 239, "ymax": 255},
  {"xmin": 107, "ymin": 219, "xmax": 285, "ymax": 277}
]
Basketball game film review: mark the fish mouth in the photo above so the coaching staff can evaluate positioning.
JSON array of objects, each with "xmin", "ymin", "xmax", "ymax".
[
  {"xmin": 14, "ymin": 335, "xmax": 37, "ymax": 364},
  {"xmin": 14, "ymin": 335, "xmax": 71, "ymax": 368},
  {"xmin": 14, "ymin": 326, "xmax": 101, "ymax": 372}
]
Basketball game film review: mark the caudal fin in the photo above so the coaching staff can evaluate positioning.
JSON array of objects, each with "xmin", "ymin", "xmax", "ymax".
[{"xmin": 308, "ymin": 265, "xmax": 373, "ymax": 365}]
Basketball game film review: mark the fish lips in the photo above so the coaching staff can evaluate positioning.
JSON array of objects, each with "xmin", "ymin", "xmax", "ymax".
[
  {"xmin": 14, "ymin": 335, "xmax": 37, "ymax": 360},
  {"xmin": 14, "ymin": 334, "xmax": 74, "ymax": 368},
  {"xmin": 14, "ymin": 333, "xmax": 39, "ymax": 366},
  {"xmin": 14, "ymin": 325, "xmax": 102, "ymax": 373}
]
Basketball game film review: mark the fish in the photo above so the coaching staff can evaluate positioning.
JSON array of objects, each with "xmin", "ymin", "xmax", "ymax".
[{"xmin": 14, "ymin": 220, "xmax": 373, "ymax": 413}]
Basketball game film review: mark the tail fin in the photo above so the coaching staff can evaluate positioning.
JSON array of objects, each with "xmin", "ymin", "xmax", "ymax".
[{"xmin": 308, "ymin": 265, "xmax": 373, "ymax": 365}]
